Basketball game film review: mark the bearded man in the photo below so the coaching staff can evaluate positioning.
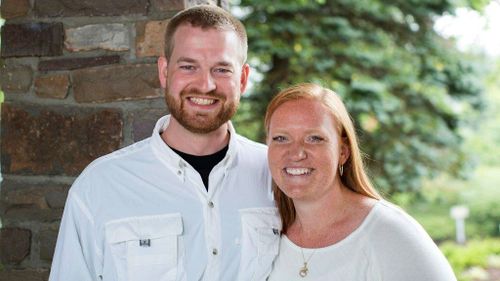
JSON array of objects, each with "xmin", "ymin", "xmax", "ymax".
[{"xmin": 49, "ymin": 5, "xmax": 280, "ymax": 281}]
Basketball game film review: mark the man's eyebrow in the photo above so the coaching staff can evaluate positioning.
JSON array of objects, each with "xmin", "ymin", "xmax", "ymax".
[
  {"xmin": 176, "ymin": 57, "xmax": 197, "ymax": 63},
  {"xmin": 216, "ymin": 61, "xmax": 234, "ymax": 67}
]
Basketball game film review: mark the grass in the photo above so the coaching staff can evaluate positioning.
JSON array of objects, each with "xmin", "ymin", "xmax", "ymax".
[{"xmin": 440, "ymin": 238, "xmax": 500, "ymax": 281}]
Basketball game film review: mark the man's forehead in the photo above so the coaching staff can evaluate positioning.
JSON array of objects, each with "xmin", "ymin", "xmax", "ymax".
[{"xmin": 171, "ymin": 24, "xmax": 244, "ymax": 64}]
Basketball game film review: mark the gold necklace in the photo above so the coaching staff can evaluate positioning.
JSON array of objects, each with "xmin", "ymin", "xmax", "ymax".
[{"xmin": 299, "ymin": 247, "xmax": 316, "ymax": 277}]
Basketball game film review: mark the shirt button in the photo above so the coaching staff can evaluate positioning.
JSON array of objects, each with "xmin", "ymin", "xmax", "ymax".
[
  {"xmin": 208, "ymin": 201, "xmax": 214, "ymax": 208},
  {"xmin": 177, "ymin": 170, "xmax": 182, "ymax": 175},
  {"xmin": 212, "ymin": 248, "xmax": 218, "ymax": 255}
]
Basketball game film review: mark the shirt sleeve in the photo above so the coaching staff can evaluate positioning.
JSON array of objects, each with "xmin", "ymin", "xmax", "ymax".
[
  {"xmin": 370, "ymin": 205, "xmax": 457, "ymax": 281},
  {"xmin": 49, "ymin": 189, "xmax": 103, "ymax": 281}
]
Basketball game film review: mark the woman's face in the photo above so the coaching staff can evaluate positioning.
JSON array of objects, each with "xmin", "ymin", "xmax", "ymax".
[{"xmin": 267, "ymin": 98, "xmax": 348, "ymax": 201}]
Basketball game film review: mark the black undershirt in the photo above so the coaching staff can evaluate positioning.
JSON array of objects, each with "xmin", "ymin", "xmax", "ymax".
[{"xmin": 169, "ymin": 145, "xmax": 229, "ymax": 191}]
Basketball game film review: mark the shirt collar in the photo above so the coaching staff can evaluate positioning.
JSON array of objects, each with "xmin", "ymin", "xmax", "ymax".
[{"xmin": 150, "ymin": 115, "xmax": 239, "ymax": 171}]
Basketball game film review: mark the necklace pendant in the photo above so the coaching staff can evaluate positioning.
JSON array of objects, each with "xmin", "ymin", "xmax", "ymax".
[{"xmin": 299, "ymin": 263, "xmax": 308, "ymax": 277}]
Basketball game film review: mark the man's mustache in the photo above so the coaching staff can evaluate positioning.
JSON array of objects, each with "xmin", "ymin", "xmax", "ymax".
[{"xmin": 180, "ymin": 89, "xmax": 226, "ymax": 100}]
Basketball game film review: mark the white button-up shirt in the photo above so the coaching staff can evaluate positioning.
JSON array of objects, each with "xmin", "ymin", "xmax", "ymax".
[{"xmin": 49, "ymin": 115, "xmax": 281, "ymax": 281}]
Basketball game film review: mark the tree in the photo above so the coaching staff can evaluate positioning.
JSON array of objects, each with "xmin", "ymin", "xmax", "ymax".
[{"xmin": 233, "ymin": 0, "xmax": 487, "ymax": 195}]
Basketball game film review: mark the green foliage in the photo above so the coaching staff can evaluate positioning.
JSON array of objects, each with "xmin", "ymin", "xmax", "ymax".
[
  {"xmin": 440, "ymin": 238, "xmax": 500, "ymax": 279},
  {"xmin": 234, "ymin": 0, "xmax": 486, "ymax": 195},
  {"xmin": 411, "ymin": 203, "xmax": 457, "ymax": 242},
  {"xmin": 463, "ymin": 59, "xmax": 500, "ymax": 166},
  {"xmin": 393, "ymin": 163, "xmax": 500, "ymax": 241}
]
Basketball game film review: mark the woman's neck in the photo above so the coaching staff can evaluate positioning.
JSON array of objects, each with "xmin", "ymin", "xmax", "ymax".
[{"xmin": 289, "ymin": 186, "xmax": 376, "ymax": 248}]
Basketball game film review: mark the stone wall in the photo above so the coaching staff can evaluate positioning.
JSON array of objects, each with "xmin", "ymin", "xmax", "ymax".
[{"xmin": 0, "ymin": 0, "xmax": 227, "ymax": 279}]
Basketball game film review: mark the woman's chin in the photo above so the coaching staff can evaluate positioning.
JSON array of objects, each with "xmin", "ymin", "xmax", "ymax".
[{"xmin": 281, "ymin": 186, "xmax": 310, "ymax": 200}]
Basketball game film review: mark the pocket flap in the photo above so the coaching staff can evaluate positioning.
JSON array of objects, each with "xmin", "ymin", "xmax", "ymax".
[
  {"xmin": 105, "ymin": 213, "xmax": 183, "ymax": 243},
  {"xmin": 239, "ymin": 207, "xmax": 281, "ymax": 230}
]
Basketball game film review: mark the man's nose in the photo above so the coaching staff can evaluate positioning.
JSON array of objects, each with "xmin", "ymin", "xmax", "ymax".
[{"xmin": 193, "ymin": 70, "xmax": 216, "ymax": 93}]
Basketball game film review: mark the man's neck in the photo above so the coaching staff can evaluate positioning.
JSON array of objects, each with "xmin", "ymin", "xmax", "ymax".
[{"xmin": 161, "ymin": 117, "xmax": 230, "ymax": 156}]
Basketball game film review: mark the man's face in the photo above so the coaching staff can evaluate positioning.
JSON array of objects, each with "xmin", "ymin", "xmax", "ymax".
[{"xmin": 158, "ymin": 24, "xmax": 249, "ymax": 134}]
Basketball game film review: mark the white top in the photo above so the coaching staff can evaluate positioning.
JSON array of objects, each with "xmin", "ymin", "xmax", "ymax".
[
  {"xmin": 267, "ymin": 200, "xmax": 457, "ymax": 281},
  {"xmin": 49, "ymin": 115, "xmax": 281, "ymax": 281}
]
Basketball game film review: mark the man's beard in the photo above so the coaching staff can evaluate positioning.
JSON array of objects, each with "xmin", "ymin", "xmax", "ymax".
[{"xmin": 165, "ymin": 88, "xmax": 239, "ymax": 134}]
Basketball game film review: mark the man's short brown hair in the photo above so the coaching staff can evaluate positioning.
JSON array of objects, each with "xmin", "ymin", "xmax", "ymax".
[{"xmin": 164, "ymin": 5, "xmax": 248, "ymax": 63}]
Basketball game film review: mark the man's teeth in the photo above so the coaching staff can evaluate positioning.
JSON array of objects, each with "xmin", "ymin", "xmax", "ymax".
[
  {"xmin": 286, "ymin": 168, "xmax": 311, "ymax": 175},
  {"xmin": 190, "ymin": 97, "xmax": 215, "ymax": 105}
]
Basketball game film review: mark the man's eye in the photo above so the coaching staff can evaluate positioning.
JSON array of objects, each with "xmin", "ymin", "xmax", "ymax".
[
  {"xmin": 272, "ymin": 136, "xmax": 287, "ymax": 142},
  {"xmin": 214, "ymin": 68, "xmax": 232, "ymax": 74},
  {"xmin": 180, "ymin": 65, "xmax": 195, "ymax": 70}
]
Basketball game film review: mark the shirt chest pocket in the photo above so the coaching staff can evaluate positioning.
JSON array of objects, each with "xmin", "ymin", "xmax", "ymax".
[
  {"xmin": 238, "ymin": 208, "xmax": 282, "ymax": 281},
  {"xmin": 105, "ymin": 213, "xmax": 183, "ymax": 281}
]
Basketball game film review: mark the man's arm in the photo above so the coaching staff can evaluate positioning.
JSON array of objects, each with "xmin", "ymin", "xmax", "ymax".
[{"xmin": 49, "ymin": 191, "xmax": 102, "ymax": 281}]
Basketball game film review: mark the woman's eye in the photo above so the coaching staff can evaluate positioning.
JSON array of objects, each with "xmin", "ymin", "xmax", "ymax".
[{"xmin": 307, "ymin": 135, "xmax": 324, "ymax": 143}]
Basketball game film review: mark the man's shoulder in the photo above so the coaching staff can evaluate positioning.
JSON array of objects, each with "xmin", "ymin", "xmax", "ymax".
[
  {"xmin": 79, "ymin": 138, "xmax": 152, "ymax": 178},
  {"xmin": 68, "ymin": 138, "xmax": 154, "ymax": 198},
  {"xmin": 234, "ymin": 133, "xmax": 267, "ymax": 152}
]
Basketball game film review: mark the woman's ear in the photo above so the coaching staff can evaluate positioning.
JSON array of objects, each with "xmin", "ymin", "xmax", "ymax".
[{"xmin": 340, "ymin": 137, "xmax": 351, "ymax": 165}]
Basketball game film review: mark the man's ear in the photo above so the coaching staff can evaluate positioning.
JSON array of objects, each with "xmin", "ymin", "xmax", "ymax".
[
  {"xmin": 158, "ymin": 56, "xmax": 168, "ymax": 89},
  {"xmin": 239, "ymin": 63, "xmax": 250, "ymax": 94}
]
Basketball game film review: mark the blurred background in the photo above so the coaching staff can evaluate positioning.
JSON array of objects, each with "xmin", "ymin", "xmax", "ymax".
[{"xmin": 230, "ymin": 1, "xmax": 500, "ymax": 280}]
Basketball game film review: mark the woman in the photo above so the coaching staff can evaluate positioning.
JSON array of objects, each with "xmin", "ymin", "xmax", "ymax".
[{"xmin": 265, "ymin": 83, "xmax": 456, "ymax": 280}]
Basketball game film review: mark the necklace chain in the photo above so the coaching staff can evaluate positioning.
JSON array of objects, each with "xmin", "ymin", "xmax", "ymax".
[
  {"xmin": 297, "ymin": 219, "xmax": 316, "ymax": 278},
  {"xmin": 299, "ymin": 247, "xmax": 316, "ymax": 277}
]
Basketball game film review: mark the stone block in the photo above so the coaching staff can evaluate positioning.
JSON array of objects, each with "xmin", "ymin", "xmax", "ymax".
[
  {"xmin": 2, "ymin": 186, "xmax": 48, "ymax": 209},
  {"xmin": 151, "ymin": 0, "xmax": 221, "ymax": 10},
  {"xmin": 0, "ymin": 269, "xmax": 49, "ymax": 281},
  {"xmin": 136, "ymin": 20, "xmax": 169, "ymax": 57},
  {"xmin": 2, "ymin": 208, "xmax": 64, "ymax": 224},
  {"xmin": 0, "ymin": 23, "xmax": 64, "ymax": 57},
  {"xmin": 186, "ymin": 0, "xmax": 217, "ymax": 7},
  {"xmin": 151, "ymin": 0, "xmax": 218, "ymax": 11},
  {"xmin": 0, "ymin": 64, "xmax": 33, "ymax": 94},
  {"xmin": 0, "ymin": 180, "xmax": 70, "ymax": 210},
  {"xmin": 0, "ymin": 181, "xmax": 69, "ymax": 223},
  {"xmin": 131, "ymin": 108, "xmax": 168, "ymax": 142},
  {"xmin": 72, "ymin": 64, "xmax": 161, "ymax": 103},
  {"xmin": 1, "ymin": 0, "xmax": 30, "ymax": 19},
  {"xmin": 219, "ymin": 0, "xmax": 230, "ymax": 10},
  {"xmin": 1, "ymin": 103, "xmax": 123, "ymax": 176},
  {"xmin": 39, "ymin": 228, "xmax": 58, "ymax": 261},
  {"xmin": 65, "ymin": 24, "xmax": 130, "ymax": 52},
  {"xmin": 150, "ymin": 0, "xmax": 185, "ymax": 12},
  {"xmin": 34, "ymin": 73, "xmax": 70, "ymax": 99},
  {"xmin": 0, "ymin": 228, "xmax": 31, "ymax": 264},
  {"xmin": 38, "ymin": 55, "xmax": 121, "ymax": 71},
  {"xmin": 45, "ymin": 190, "xmax": 69, "ymax": 209},
  {"xmin": 34, "ymin": 0, "xmax": 149, "ymax": 17}
]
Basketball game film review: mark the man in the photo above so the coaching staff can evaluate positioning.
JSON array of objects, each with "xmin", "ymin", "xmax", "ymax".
[{"xmin": 49, "ymin": 5, "xmax": 280, "ymax": 281}]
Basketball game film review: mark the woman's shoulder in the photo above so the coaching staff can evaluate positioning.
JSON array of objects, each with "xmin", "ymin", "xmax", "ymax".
[
  {"xmin": 363, "ymin": 200, "xmax": 457, "ymax": 281},
  {"xmin": 366, "ymin": 200, "xmax": 429, "ymax": 237},
  {"xmin": 361, "ymin": 199, "xmax": 442, "ymax": 257}
]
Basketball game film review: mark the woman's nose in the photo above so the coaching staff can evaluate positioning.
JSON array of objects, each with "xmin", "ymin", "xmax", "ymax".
[{"xmin": 288, "ymin": 143, "xmax": 307, "ymax": 161}]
